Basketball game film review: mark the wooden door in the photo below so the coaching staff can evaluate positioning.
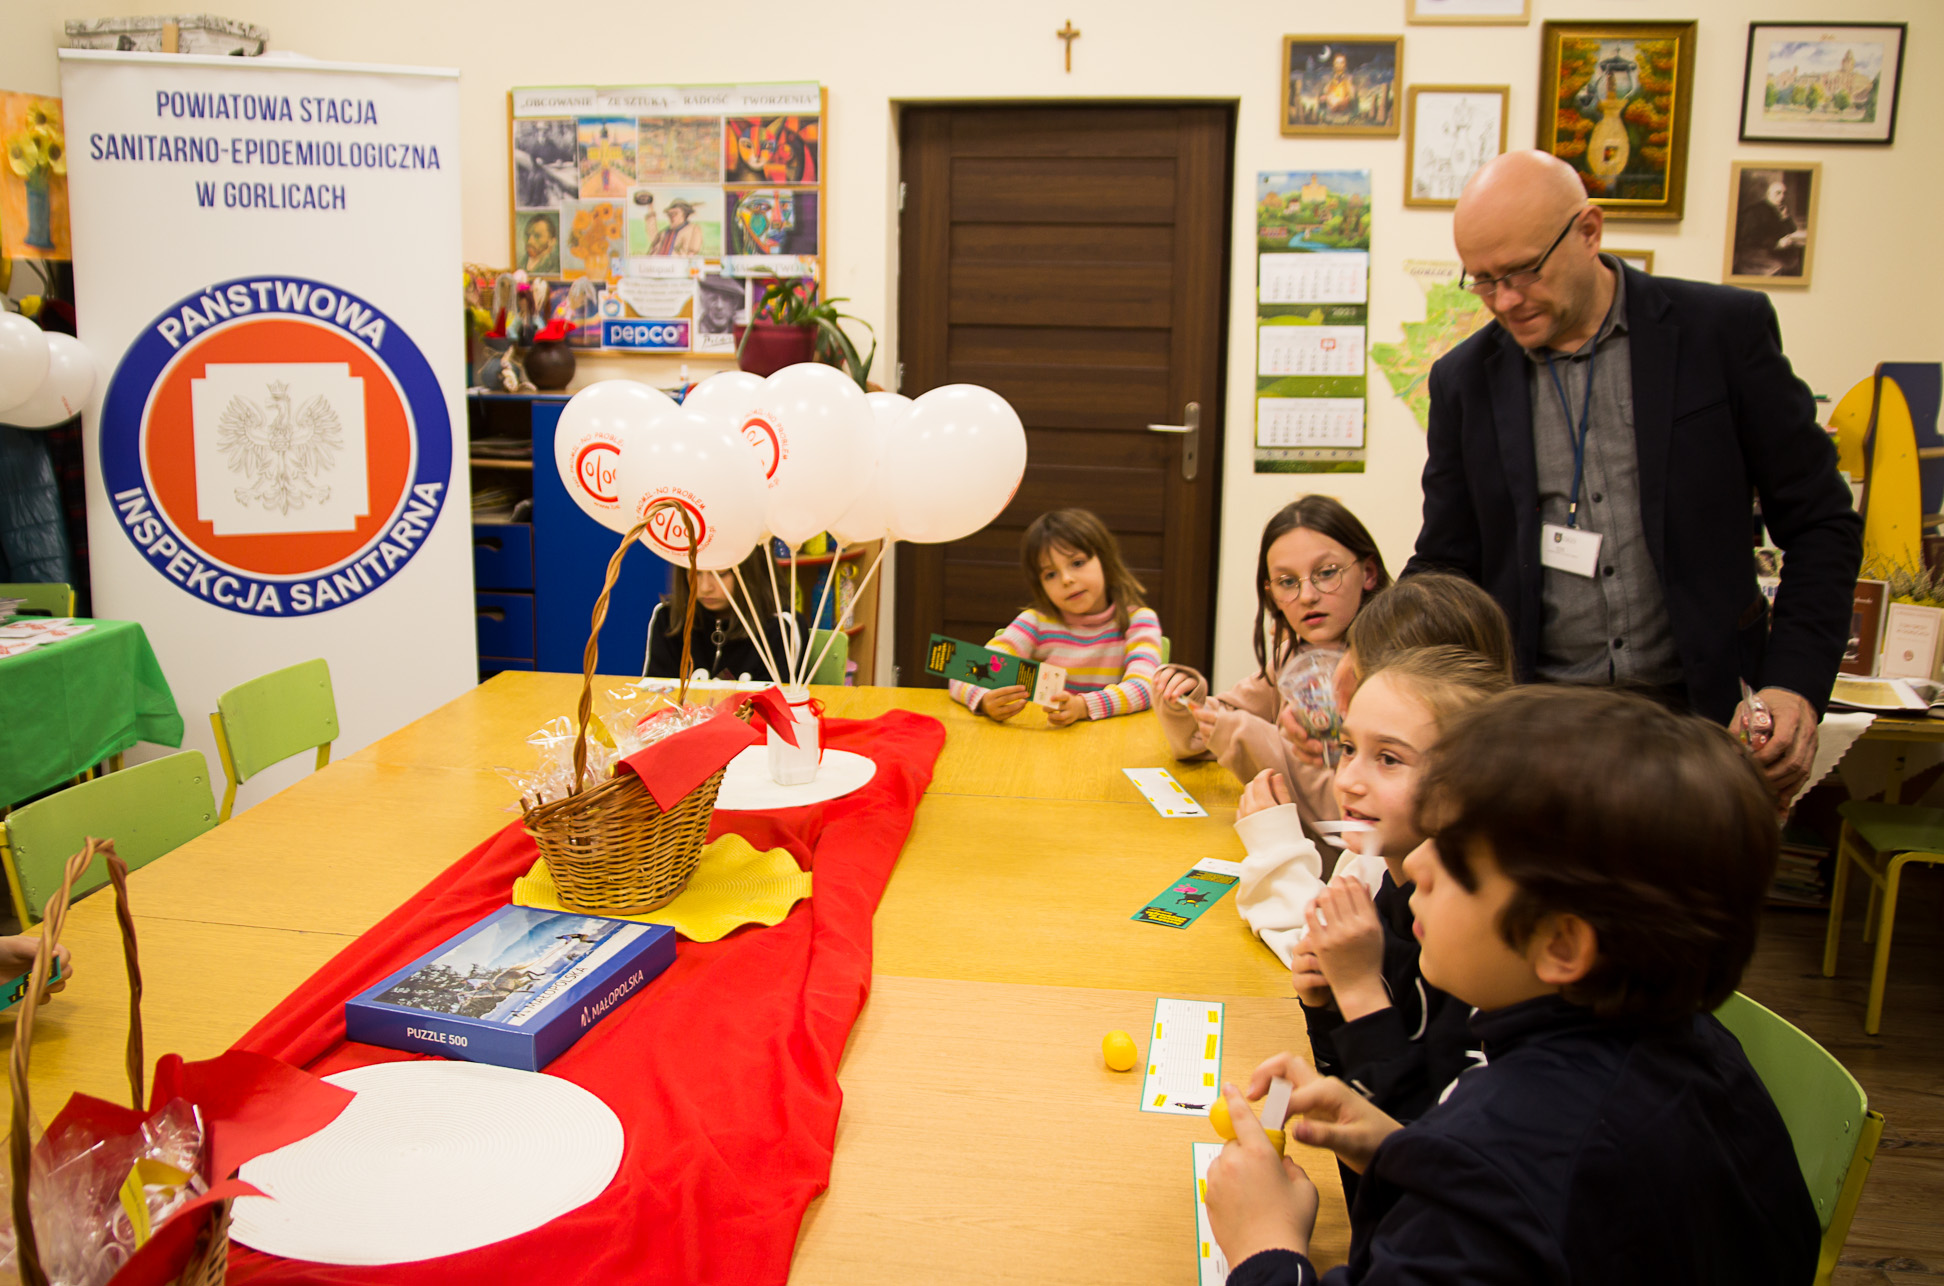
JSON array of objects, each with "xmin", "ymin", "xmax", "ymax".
[{"xmin": 895, "ymin": 105, "xmax": 1233, "ymax": 684}]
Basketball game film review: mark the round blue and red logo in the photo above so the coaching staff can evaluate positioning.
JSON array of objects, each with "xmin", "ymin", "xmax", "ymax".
[{"xmin": 100, "ymin": 276, "xmax": 450, "ymax": 616}]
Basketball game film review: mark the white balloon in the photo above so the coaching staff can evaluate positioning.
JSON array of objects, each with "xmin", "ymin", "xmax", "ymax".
[
  {"xmin": 882, "ymin": 384, "xmax": 1028, "ymax": 544},
  {"xmin": 0, "ymin": 333, "xmax": 97, "ymax": 429},
  {"xmin": 678, "ymin": 370, "xmax": 766, "ymax": 428},
  {"xmin": 747, "ymin": 363, "xmax": 873, "ymax": 550},
  {"xmin": 0, "ymin": 314, "xmax": 50, "ymax": 416},
  {"xmin": 553, "ymin": 380, "xmax": 678, "ymax": 533},
  {"xmin": 613, "ymin": 407, "xmax": 768, "ymax": 571},
  {"xmin": 827, "ymin": 392, "xmax": 911, "ymax": 546}
]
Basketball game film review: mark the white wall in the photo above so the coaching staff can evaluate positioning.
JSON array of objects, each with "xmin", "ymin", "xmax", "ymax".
[{"xmin": 5, "ymin": 0, "xmax": 1936, "ymax": 691}]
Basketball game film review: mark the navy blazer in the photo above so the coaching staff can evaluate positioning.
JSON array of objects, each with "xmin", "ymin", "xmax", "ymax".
[
  {"xmin": 1230, "ymin": 997, "xmax": 1820, "ymax": 1286},
  {"xmin": 1404, "ymin": 266, "xmax": 1862, "ymax": 721}
]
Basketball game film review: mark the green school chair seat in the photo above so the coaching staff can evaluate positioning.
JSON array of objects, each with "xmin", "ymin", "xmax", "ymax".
[
  {"xmin": 808, "ymin": 629, "xmax": 849, "ymax": 686},
  {"xmin": 1159, "ymin": 635, "xmax": 1171, "ymax": 665},
  {"xmin": 1823, "ymin": 800, "xmax": 1944, "ymax": 1033},
  {"xmin": 210, "ymin": 658, "xmax": 339, "ymax": 822},
  {"xmin": 0, "ymin": 750, "xmax": 217, "ymax": 924},
  {"xmin": 1716, "ymin": 992, "xmax": 1884, "ymax": 1286},
  {"xmin": 0, "ymin": 581, "xmax": 75, "ymax": 617}
]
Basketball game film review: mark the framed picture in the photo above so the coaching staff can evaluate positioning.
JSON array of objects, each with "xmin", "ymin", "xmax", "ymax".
[
  {"xmin": 1404, "ymin": 85, "xmax": 1508, "ymax": 208},
  {"xmin": 1723, "ymin": 162, "xmax": 1820, "ymax": 288},
  {"xmin": 1741, "ymin": 23, "xmax": 1905, "ymax": 145},
  {"xmin": 1282, "ymin": 36, "xmax": 1402, "ymax": 137},
  {"xmin": 1606, "ymin": 248, "xmax": 1655, "ymax": 274},
  {"xmin": 1407, "ymin": 0, "xmax": 1528, "ymax": 24},
  {"xmin": 1537, "ymin": 21, "xmax": 1695, "ymax": 221}
]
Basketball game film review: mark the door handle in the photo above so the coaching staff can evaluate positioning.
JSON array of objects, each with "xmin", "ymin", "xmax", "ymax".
[{"xmin": 1146, "ymin": 402, "xmax": 1200, "ymax": 482}]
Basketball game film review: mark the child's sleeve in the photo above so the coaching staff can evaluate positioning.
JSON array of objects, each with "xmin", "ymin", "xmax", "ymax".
[
  {"xmin": 947, "ymin": 611, "xmax": 1040, "ymax": 713},
  {"xmin": 1080, "ymin": 607, "xmax": 1163, "ymax": 720},
  {"xmin": 1232, "ymin": 803, "xmax": 1327, "ymax": 967}
]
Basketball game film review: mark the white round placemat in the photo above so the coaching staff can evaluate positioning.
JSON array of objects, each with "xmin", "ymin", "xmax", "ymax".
[
  {"xmin": 713, "ymin": 745, "xmax": 877, "ymax": 811},
  {"xmin": 230, "ymin": 1061, "xmax": 624, "ymax": 1265}
]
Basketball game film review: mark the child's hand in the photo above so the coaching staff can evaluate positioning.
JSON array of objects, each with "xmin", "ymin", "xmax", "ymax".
[
  {"xmin": 980, "ymin": 685, "xmax": 1029, "ymax": 722},
  {"xmin": 1044, "ymin": 691, "xmax": 1089, "ymax": 728},
  {"xmin": 1237, "ymin": 769, "xmax": 1291, "ymax": 819},
  {"xmin": 1276, "ymin": 705, "xmax": 1330, "ymax": 767},
  {"xmin": 0, "ymin": 935, "xmax": 70, "ymax": 997},
  {"xmin": 1291, "ymin": 950, "xmax": 1333, "ymax": 1009},
  {"xmin": 1204, "ymin": 1082, "xmax": 1320, "ymax": 1267},
  {"xmin": 1304, "ymin": 879, "xmax": 1387, "ymax": 1021},
  {"xmin": 1278, "ymin": 1058, "xmax": 1403, "ymax": 1174},
  {"xmin": 1156, "ymin": 670, "xmax": 1201, "ymax": 711}
]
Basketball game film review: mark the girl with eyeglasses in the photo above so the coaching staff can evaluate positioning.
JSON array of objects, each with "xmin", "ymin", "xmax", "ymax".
[{"xmin": 1155, "ymin": 496, "xmax": 1390, "ymax": 846}]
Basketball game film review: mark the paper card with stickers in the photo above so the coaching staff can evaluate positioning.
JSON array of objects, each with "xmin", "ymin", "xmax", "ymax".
[{"xmin": 1138, "ymin": 998, "xmax": 1225, "ymax": 1115}]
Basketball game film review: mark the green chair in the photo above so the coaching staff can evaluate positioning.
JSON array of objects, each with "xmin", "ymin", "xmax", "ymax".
[
  {"xmin": 1716, "ymin": 992, "xmax": 1884, "ymax": 1286},
  {"xmin": 210, "ymin": 658, "xmax": 339, "ymax": 822},
  {"xmin": 808, "ymin": 629, "xmax": 850, "ymax": 685},
  {"xmin": 0, "ymin": 751, "xmax": 217, "ymax": 925},
  {"xmin": 1159, "ymin": 635, "xmax": 1171, "ymax": 665},
  {"xmin": 0, "ymin": 581, "xmax": 75, "ymax": 617},
  {"xmin": 1823, "ymin": 800, "xmax": 1944, "ymax": 1033}
]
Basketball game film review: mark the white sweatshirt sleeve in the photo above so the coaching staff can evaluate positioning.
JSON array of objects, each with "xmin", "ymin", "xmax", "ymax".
[{"xmin": 1232, "ymin": 803, "xmax": 1327, "ymax": 968}]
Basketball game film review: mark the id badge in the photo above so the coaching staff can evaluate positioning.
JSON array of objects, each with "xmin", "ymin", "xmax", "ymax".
[{"xmin": 1540, "ymin": 523, "xmax": 1603, "ymax": 578}]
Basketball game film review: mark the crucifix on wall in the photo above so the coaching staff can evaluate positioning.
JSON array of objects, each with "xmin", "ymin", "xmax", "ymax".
[{"xmin": 1057, "ymin": 20, "xmax": 1080, "ymax": 72}]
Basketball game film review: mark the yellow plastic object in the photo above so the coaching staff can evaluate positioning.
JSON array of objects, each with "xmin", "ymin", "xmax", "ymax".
[
  {"xmin": 1829, "ymin": 370, "xmax": 1922, "ymax": 571},
  {"xmin": 1208, "ymin": 1096, "xmax": 1287, "ymax": 1153},
  {"xmin": 512, "ymin": 833, "xmax": 811, "ymax": 941},
  {"xmin": 1103, "ymin": 1030, "xmax": 1138, "ymax": 1071}
]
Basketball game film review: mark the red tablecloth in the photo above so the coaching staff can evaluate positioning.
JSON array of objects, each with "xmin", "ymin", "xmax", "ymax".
[{"xmin": 226, "ymin": 709, "xmax": 945, "ymax": 1286}]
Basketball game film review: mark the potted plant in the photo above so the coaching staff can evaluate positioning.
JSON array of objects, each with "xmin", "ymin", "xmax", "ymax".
[{"xmin": 734, "ymin": 278, "xmax": 877, "ymax": 388}]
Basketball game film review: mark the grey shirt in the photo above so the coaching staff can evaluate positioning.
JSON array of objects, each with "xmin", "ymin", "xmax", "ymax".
[{"xmin": 1527, "ymin": 256, "xmax": 1682, "ymax": 689}]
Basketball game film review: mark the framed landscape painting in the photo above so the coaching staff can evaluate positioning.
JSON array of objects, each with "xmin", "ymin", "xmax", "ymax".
[
  {"xmin": 1741, "ymin": 23, "xmax": 1905, "ymax": 145},
  {"xmin": 1537, "ymin": 21, "xmax": 1696, "ymax": 221}
]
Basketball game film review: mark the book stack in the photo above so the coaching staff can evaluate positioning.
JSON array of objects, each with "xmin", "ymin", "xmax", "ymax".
[{"xmin": 1771, "ymin": 823, "xmax": 1832, "ymax": 909}]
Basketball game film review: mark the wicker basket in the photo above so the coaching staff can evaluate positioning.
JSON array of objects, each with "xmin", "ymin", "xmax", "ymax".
[
  {"xmin": 522, "ymin": 500, "xmax": 729, "ymax": 916},
  {"xmin": 8, "ymin": 839, "xmax": 230, "ymax": 1286}
]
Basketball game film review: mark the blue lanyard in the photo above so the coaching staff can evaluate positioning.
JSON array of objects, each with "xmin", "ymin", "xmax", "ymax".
[{"xmin": 1543, "ymin": 348, "xmax": 1596, "ymax": 529}]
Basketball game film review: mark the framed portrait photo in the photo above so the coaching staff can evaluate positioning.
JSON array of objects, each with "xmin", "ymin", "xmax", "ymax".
[
  {"xmin": 1404, "ymin": 85, "xmax": 1508, "ymax": 209},
  {"xmin": 1723, "ymin": 161, "xmax": 1821, "ymax": 288},
  {"xmin": 1406, "ymin": 0, "xmax": 1528, "ymax": 25},
  {"xmin": 1282, "ymin": 36, "xmax": 1403, "ymax": 137},
  {"xmin": 1537, "ymin": 21, "xmax": 1696, "ymax": 221},
  {"xmin": 1606, "ymin": 248, "xmax": 1655, "ymax": 274},
  {"xmin": 1741, "ymin": 23, "xmax": 1905, "ymax": 145}
]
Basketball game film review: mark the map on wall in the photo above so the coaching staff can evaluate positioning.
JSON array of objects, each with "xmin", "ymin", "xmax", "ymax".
[{"xmin": 1369, "ymin": 261, "xmax": 1493, "ymax": 429}]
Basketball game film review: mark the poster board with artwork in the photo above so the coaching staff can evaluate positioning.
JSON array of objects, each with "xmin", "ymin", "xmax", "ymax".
[{"xmin": 508, "ymin": 83, "xmax": 825, "ymax": 357}]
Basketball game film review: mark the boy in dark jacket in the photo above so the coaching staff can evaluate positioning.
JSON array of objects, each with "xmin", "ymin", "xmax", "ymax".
[{"xmin": 1205, "ymin": 686, "xmax": 1819, "ymax": 1286}]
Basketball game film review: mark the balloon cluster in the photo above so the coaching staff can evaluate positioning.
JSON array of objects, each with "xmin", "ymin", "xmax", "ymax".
[
  {"xmin": 555, "ymin": 365, "xmax": 1027, "ymax": 565},
  {"xmin": 0, "ymin": 312, "xmax": 97, "ymax": 429}
]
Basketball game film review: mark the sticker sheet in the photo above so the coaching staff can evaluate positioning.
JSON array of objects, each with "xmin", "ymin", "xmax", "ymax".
[
  {"xmin": 1133, "ymin": 860, "xmax": 1240, "ymax": 928},
  {"xmin": 1139, "ymin": 997, "xmax": 1224, "ymax": 1115},
  {"xmin": 1123, "ymin": 767, "xmax": 1208, "ymax": 818},
  {"xmin": 1191, "ymin": 1142, "xmax": 1231, "ymax": 1285}
]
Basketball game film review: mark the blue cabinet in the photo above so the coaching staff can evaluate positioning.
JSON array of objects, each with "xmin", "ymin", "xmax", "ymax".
[{"xmin": 469, "ymin": 393, "xmax": 671, "ymax": 681}]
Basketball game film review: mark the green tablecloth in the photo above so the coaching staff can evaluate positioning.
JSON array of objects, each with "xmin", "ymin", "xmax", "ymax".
[{"xmin": 0, "ymin": 619, "xmax": 184, "ymax": 807}]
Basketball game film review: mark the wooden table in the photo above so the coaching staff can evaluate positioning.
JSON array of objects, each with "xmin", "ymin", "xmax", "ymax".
[{"xmin": 13, "ymin": 677, "xmax": 1348, "ymax": 1282}]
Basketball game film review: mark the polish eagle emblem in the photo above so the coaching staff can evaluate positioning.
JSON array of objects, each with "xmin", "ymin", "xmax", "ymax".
[{"xmin": 215, "ymin": 380, "xmax": 343, "ymax": 515}]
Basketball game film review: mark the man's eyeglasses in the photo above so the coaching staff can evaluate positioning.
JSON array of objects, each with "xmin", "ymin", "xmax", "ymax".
[
  {"xmin": 1462, "ymin": 208, "xmax": 1588, "ymax": 298},
  {"xmin": 1268, "ymin": 565, "xmax": 1348, "ymax": 600}
]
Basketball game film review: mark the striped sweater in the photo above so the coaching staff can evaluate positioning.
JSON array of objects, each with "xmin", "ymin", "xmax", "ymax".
[{"xmin": 949, "ymin": 604, "xmax": 1164, "ymax": 720}]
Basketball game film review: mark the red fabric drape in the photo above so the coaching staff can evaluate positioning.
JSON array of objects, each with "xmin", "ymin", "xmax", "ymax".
[{"xmin": 225, "ymin": 710, "xmax": 944, "ymax": 1285}]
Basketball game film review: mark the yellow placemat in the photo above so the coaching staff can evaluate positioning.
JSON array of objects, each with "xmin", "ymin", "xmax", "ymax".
[{"xmin": 512, "ymin": 834, "xmax": 812, "ymax": 942}]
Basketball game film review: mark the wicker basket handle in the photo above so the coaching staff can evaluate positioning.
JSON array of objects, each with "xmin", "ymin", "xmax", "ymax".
[
  {"xmin": 8, "ymin": 837, "xmax": 143, "ymax": 1286},
  {"xmin": 573, "ymin": 498, "xmax": 704, "ymax": 793}
]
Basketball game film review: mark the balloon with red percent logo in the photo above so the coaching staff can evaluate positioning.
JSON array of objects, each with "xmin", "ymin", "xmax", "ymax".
[
  {"xmin": 552, "ymin": 380, "xmax": 677, "ymax": 534},
  {"xmin": 613, "ymin": 406, "xmax": 767, "ymax": 571}
]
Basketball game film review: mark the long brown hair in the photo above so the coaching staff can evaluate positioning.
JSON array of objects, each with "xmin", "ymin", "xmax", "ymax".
[
  {"xmin": 662, "ymin": 546, "xmax": 779, "ymax": 638},
  {"xmin": 1253, "ymin": 495, "xmax": 1391, "ymax": 680},
  {"xmin": 1021, "ymin": 509, "xmax": 1146, "ymax": 632}
]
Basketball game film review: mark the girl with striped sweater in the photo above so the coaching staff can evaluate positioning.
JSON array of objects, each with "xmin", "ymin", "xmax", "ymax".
[{"xmin": 949, "ymin": 509, "xmax": 1164, "ymax": 726}]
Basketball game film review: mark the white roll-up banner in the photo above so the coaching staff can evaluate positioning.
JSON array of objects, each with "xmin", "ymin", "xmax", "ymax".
[{"xmin": 62, "ymin": 50, "xmax": 472, "ymax": 810}]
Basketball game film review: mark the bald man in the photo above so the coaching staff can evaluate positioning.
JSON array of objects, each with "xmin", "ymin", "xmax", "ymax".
[{"xmin": 1404, "ymin": 152, "xmax": 1861, "ymax": 802}]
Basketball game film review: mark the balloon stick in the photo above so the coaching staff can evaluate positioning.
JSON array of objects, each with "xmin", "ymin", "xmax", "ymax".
[
  {"xmin": 764, "ymin": 541, "xmax": 800, "ymax": 681},
  {"xmin": 795, "ymin": 538, "xmax": 847, "ymax": 687},
  {"xmin": 712, "ymin": 568, "xmax": 784, "ymax": 688},
  {"xmin": 801, "ymin": 542, "xmax": 886, "ymax": 689}
]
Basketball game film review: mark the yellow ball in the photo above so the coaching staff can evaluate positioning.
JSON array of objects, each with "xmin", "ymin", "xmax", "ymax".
[
  {"xmin": 1102, "ymin": 1029, "xmax": 1139, "ymax": 1072},
  {"xmin": 1210, "ymin": 1095, "xmax": 1235, "ymax": 1139}
]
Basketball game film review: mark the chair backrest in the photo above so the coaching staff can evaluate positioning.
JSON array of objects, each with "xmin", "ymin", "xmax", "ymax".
[
  {"xmin": 809, "ymin": 629, "xmax": 849, "ymax": 685},
  {"xmin": 2, "ymin": 751, "xmax": 217, "ymax": 921},
  {"xmin": 216, "ymin": 658, "xmax": 339, "ymax": 783},
  {"xmin": 0, "ymin": 582, "xmax": 74, "ymax": 617},
  {"xmin": 1715, "ymin": 991, "xmax": 1868, "ymax": 1230}
]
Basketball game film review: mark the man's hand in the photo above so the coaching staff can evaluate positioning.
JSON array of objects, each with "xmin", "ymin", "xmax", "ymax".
[
  {"xmin": 1204, "ymin": 1082, "xmax": 1320, "ymax": 1268},
  {"xmin": 1735, "ymin": 686, "xmax": 1817, "ymax": 803},
  {"xmin": 1045, "ymin": 691, "xmax": 1089, "ymax": 728},
  {"xmin": 1304, "ymin": 879, "xmax": 1387, "ymax": 1021},
  {"xmin": 980, "ymin": 684, "xmax": 1029, "ymax": 722},
  {"xmin": 1237, "ymin": 769, "xmax": 1292, "ymax": 820}
]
